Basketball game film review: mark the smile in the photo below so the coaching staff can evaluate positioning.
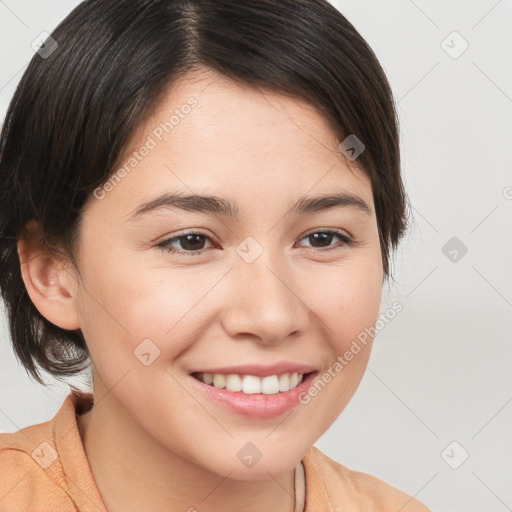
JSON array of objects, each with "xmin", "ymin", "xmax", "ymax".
[
  {"xmin": 191, "ymin": 371, "xmax": 306, "ymax": 394},
  {"xmin": 188, "ymin": 370, "xmax": 319, "ymax": 419}
]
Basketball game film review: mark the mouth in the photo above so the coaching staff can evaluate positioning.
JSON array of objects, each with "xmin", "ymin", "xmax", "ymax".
[
  {"xmin": 188, "ymin": 370, "xmax": 319, "ymax": 419},
  {"xmin": 190, "ymin": 370, "xmax": 314, "ymax": 394}
]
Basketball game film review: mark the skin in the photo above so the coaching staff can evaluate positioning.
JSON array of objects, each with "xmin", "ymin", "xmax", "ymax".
[{"xmin": 18, "ymin": 67, "xmax": 384, "ymax": 512}]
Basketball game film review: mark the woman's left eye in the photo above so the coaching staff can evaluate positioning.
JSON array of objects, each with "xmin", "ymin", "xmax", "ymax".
[
  {"xmin": 156, "ymin": 229, "xmax": 353, "ymax": 256},
  {"xmin": 297, "ymin": 230, "xmax": 353, "ymax": 251}
]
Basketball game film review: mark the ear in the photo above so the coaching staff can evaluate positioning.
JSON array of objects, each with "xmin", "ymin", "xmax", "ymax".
[{"xmin": 17, "ymin": 220, "xmax": 81, "ymax": 330}]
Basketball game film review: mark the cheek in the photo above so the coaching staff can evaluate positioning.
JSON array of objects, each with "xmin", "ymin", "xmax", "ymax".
[
  {"xmin": 290, "ymin": 262, "xmax": 382, "ymax": 446},
  {"xmin": 76, "ymin": 246, "xmax": 218, "ymax": 367},
  {"xmin": 304, "ymin": 256, "xmax": 383, "ymax": 349}
]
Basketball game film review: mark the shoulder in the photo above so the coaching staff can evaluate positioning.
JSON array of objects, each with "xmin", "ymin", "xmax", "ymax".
[
  {"xmin": 0, "ymin": 396, "xmax": 83, "ymax": 511},
  {"xmin": 0, "ymin": 430, "xmax": 68, "ymax": 510},
  {"xmin": 303, "ymin": 445, "xmax": 432, "ymax": 511}
]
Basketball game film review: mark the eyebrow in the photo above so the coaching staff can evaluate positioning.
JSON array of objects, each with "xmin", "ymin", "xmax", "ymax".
[{"xmin": 127, "ymin": 191, "xmax": 372, "ymax": 221}]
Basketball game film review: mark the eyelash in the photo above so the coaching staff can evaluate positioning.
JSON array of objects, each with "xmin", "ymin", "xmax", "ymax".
[{"xmin": 155, "ymin": 229, "xmax": 354, "ymax": 256}]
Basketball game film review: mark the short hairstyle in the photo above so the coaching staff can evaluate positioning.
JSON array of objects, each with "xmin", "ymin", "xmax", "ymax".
[{"xmin": 0, "ymin": 0, "xmax": 409, "ymax": 385}]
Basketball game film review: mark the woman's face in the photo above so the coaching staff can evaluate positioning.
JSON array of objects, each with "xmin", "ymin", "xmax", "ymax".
[{"xmin": 72, "ymin": 68, "xmax": 383, "ymax": 479}]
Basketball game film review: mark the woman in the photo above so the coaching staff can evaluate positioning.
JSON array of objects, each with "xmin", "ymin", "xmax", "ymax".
[{"xmin": 0, "ymin": 0, "xmax": 430, "ymax": 510}]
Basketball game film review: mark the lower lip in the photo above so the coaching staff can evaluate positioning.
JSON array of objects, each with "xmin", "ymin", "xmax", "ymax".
[{"xmin": 189, "ymin": 372, "xmax": 318, "ymax": 419}]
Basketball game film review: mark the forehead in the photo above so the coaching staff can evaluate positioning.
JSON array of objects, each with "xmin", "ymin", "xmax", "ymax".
[
  {"xmin": 125, "ymin": 66, "xmax": 354, "ymax": 168},
  {"xmin": 85, "ymin": 67, "xmax": 372, "ymax": 220}
]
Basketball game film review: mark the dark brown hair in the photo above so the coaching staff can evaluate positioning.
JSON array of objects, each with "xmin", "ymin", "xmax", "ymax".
[{"xmin": 0, "ymin": 0, "xmax": 409, "ymax": 385}]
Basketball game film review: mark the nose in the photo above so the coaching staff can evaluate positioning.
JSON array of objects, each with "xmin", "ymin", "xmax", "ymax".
[{"xmin": 220, "ymin": 246, "xmax": 310, "ymax": 346}]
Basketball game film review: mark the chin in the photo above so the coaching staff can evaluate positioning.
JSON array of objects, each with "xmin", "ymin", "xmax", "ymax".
[{"xmin": 211, "ymin": 447, "xmax": 301, "ymax": 481}]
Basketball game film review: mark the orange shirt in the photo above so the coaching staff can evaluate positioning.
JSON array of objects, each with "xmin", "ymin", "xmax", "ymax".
[{"xmin": 1, "ymin": 390, "xmax": 431, "ymax": 511}]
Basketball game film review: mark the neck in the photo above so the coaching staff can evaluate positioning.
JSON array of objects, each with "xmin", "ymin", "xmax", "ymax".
[{"xmin": 77, "ymin": 387, "xmax": 297, "ymax": 512}]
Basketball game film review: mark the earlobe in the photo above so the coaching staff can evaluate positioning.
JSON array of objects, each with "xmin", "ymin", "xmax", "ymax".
[{"xmin": 17, "ymin": 222, "xmax": 81, "ymax": 330}]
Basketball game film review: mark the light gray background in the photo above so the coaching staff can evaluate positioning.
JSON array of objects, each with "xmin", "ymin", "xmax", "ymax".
[{"xmin": 1, "ymin": 1, "xmax": 511, "ymax": 511}]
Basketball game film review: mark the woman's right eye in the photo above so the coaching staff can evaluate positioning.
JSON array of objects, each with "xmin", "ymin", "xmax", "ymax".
[{"xmin": 155, "ymin": 232, "xmax": 215, "ymax": 256}]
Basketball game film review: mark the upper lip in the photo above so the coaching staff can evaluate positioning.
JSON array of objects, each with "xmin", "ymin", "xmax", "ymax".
[{"xmin": 190, "ymin": 362, "xmax": 318, "ymax": 378}]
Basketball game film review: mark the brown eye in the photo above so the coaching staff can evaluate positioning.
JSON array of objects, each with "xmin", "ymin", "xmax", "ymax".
[
  {"xmin": 298, "ymin": 230, "xmax": 353, "ymax": 251},
  {"xmin": 156, "ymin": 232, "xmax": 214, "ymax": 255}
]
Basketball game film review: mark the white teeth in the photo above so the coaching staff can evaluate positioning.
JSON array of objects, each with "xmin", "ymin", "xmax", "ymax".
[
  {"xmin": 278, "ymin": 373, "xmax": 290, "ymax": 392},
  {"xmin": 213, "ymin": 374, "xmax": 225, "ymax": 388},
  {"xmin": 225, "ymin": 374, "xmax": 242, "ymax": 392},
  {"xmin": 242, "ymin": 375, "xmax": 261, "ymax": 394},
  {"xmin": 196, "ymin": 371, "xmax": 307, "ymax": 394},
  {"xmin": 261, "ymin": 375, "xmax": 280, "ymax": 395}
]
